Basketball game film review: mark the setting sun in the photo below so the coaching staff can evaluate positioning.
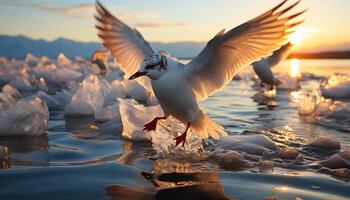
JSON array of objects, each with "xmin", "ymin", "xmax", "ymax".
[{"xmin": 289, "ymin": 29, "xmax": 305, "ymax": 45}]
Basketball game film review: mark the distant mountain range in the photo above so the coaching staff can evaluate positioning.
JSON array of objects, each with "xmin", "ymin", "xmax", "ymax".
[
  {"xmin": 0, "ymin": 35, "xmax": 205, "ymax": 59},
  {"xmin": 1, "ymin": 35, "xmax": 350, "ymax": 59}
]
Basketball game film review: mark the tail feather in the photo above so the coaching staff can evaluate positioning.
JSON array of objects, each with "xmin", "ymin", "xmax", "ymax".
[{"xmin": 191, "ymin": 112, "xmax": 227, "ymax": 139}]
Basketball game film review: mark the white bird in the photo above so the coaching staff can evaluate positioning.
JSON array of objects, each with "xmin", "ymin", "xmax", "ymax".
[
  {"xmin": 252, "ymin": 42, "xmax": 294, "ymax": 90},
  {"xmin": 95, "ymin": 0, "xmax": 305, "ymax": 146},
  {"xmin": 91, "ymin": 49, "xmax": 110, "ymax": 75}
]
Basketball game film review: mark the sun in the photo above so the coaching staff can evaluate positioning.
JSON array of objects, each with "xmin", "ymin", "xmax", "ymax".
[{"xmin": 289, "ymin": 29, "xmax": 305, "ymax": 45}]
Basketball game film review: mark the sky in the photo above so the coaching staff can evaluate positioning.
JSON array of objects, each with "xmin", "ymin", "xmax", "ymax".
[{"xmin": 1, "ymin": 0, "xmax": 349, "ymax": 52}]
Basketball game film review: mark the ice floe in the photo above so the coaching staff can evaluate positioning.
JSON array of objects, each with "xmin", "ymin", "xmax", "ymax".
[
  {"xmin": 320, "ymin": 74, "xmax": 350, "ymax": 99},
  {"xmin": 0, "ymin": 97, "xmax": 49, "ymax": 136}
]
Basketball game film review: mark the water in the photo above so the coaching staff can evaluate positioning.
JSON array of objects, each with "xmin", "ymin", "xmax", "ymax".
[{"xmin": 1, "ymin": 59, "xmax": 350, "ymax": 200}]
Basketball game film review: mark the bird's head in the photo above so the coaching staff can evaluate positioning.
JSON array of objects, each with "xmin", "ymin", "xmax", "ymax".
[{"xmin": 129, "ymin": 53, "xmax": 168, "ymax": 80}]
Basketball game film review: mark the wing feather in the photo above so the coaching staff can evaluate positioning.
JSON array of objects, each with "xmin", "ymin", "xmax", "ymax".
[
  {"xmin": 185, "ymin": 0, "xmax": 305, "ymax": 100},
  {"xmin": 95, "ymin": 1, "xmax": 155, "ymax": 91}
]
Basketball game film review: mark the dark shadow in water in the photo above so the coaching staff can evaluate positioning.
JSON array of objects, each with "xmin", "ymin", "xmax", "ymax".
[
  {"xmin": 64, "ymin": 116, "xmax": 95, "ymax": 132},
  {"xmin": 106, "ymin": 172, "xmax": 234, "ymax": 200},
  {"xmin": 65, "ymin": 116, "xmax": 122, "ymax": 140},
  {"xmin": 0, "ymin": 135, "xmax": 49, "ymax": 168},
  {"xmin": 0, "ymin": 135, "xmax": 49, "ymax": 153}
]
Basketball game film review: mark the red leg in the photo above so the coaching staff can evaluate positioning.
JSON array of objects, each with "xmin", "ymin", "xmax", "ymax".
[
  {"xmin": 174, "ymin": 122, "xmax": 190, "ymax": 147},
  {"xmin": 143, "ymin": 116, "xmax": 167, "ymax": 132},
  {"xmin": 268, "ymin": 85, "xmax": 275, "ymax": 91}
]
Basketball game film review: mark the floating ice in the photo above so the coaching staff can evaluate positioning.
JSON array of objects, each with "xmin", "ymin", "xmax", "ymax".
[
  {"xmin": 9, "ymin": 75, "xmax": 34, "ymax": 91},
  {"xmin": 123, "ymin": 80, "xmax": 150, "ymax": 102},
  {"xmin": 36, "ymin": 77, "xmax": 49, "ymax": 92},
  {"xmin": 65, "ymin": 75, "xmax": 111, "ymax": 117},
  {"xmin": 320, "ymin": 74, "xmax": 350, "ymax": 99},
  {"xmin": 118, "ymin": 98, "xmax": 204, "ymax": 156},
  {"xmin": 105, "ymin": 67, "xmax": 124, "ymax": 82},
  {"xmin": 0, "ymin": 84, "xmax": 22, "ymax": 112},
  {"xmin": 298, "ymin": 91, "xmax": 318, "ymax": 115},
  {"xmin": 25, "ymin": 53, "xmax": 39, "ymax": 67},
  {"xmin": 56, "ymin": 53, "xmax": 71, "ymax": 67},
  {"xmin": 2, "ymin": 84, "xmax": 21, "ymax": 99},
  {"xmin": 217, "ymin": 134, "xmax": 277, "ymax": 155},
  {"xmin": 119, "ymin": 98, "xmax": 163, "ymax": 141},
  {"xmin": 0, "ymin": 97, "xmax": 49, "ymax": 136},
  {"xmin": 104, "ymin": 80, "xmax": 127, "ymax": 106},
  {"xmin": 94, "ymin": 103, "xmax": 120, "ymax": 123},
  {"xmin": 212, "ymin": 149, "xmax": 251, "ymax": 170},
  {"xmin": 36, "ymin": 91, "xmax": 64, "ymax": 110}
]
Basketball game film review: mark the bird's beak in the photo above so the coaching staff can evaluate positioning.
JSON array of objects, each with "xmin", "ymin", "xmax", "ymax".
[{"xmin": 129, "ymin": 71, "xmax": 147, "ymax": 80}]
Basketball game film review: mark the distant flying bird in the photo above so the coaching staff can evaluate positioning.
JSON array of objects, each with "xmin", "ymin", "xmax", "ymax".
[
  {"xmin": 91, "ymin": 49, "xmax": 110, "ymax": 75},
  {"xmin": 252, "ymin": 42, "xmax": 294, "ymax": 90},
  {"xmin": 95, "ymin": 0, "xmax": 305, "ymax": 146}
]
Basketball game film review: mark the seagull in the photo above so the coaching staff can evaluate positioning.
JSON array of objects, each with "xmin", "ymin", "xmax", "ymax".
[
  {"xmin": 95, "ymin": 0, "xmax": 305, "ymax": 147},
  {"xmin": 91, "ymin": 49, "xmax": 110, "ymax": 75},
  {"xmin": 252, "ymin": 42, "xmax": 294, "ymax": 90}
]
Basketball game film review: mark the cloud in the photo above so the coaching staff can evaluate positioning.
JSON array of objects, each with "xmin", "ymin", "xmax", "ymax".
[
  {"xmin": 30, "ymin": 3, "xmax": 95, "ymax": 19},
  {"xmin": 135, "ymin": 22, "xmax": 188, "ymax": 28},
  {"xmin": 3, "ymin": 1, "xmax": 189, "ymax": 28}
]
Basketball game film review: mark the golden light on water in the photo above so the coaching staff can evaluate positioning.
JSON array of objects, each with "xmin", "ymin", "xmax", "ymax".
[
  {"xmin": 290, "ymin": 59, "xmax": 301, "ymax": 78},
  {"xmin": 273, "ymin": 186, "xmax": 289, "ymax": 192}
]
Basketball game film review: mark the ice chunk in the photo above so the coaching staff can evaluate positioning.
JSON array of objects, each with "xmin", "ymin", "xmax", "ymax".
[
  {"xmin": 25, "ymin": 53, "xmax": 39, "ymax": 67},
  {"xmin": 119, "ymin": 98, "xmax": 204, "ymax": 156},
  {"xmin": 123, "ymin": 80, "xmax": 150, "ymax": 102},
  {"xmin": 320, "ymin": 74, "xmax": 350, "ymax": 99},
  {"xmin": 2, "ymin": 84, "xmax": 21, "ymax": 99},
  {"xmin": 54, "ymin": 67, "xmax": 82, "ymax": 84},
  {"xmin": 217, "ymin": 134, "xmax": 277, "ymax": 155},
  {"xmin": 9, "ymin": 75, "xmax": 34, "ymax": 91},
  {"xmin": 119, "ymin": 98, "xmax": 163, "ymax": 141},
  {"xmin": 36, "ymin": 77, "xmax": 49, "ymax": 92},
  {"xmin": 105, "ymin": 67, "xmax": 125, "ymax": 82},
  {"xmin": 94, "ymin": 103, "xmax": 120, "ymax": 123},
  {"xmin": 149, "ymin": 118, "xmax": 204, "ymax": 157},
  {"xmin": 0, "ymin": 97, "xmax": 49, "ymax": 136},
  {"xmin": 211, "ymin": 149, "xmax": 251, "ymax": 170},
  {"xmin": 298, "ymin": 92, "xmax": 316, "ymax": 115},
  {"xmin": 56, "ymin": 53, "xmax": 71, "ymax": 66},
  {"xmin": 308, "ymin": 137, "xmax": 340, "ymax": 153},
  {"xmin": 65, "ymin": 75, "xmax": 110, "ymax": 117},
  {"xmin": 36, "ymin": 91, "xmax": 64, "ymax": 110},
  {"xmin": 104, "ymin": 80, "xmax": 126, "ymax": 106}
]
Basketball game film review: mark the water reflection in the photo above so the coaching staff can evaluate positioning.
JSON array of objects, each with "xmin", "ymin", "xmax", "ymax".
[
  {"xmin": 106, "ymin": 171, "xmax": 234, "ymax": 200},
  {"xmin": 0, "ymin": 135, "xmax": 49, "ymax": 167},
  {"xmin": 0, "ymin": 135, "xmax": 49, "ymax": 153}
]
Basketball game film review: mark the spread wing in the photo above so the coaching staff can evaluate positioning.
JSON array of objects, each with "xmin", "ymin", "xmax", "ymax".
[
  {"xmin": 184, "ymin": 0, "xmax": 305, "ymax": 101},
  {"xmin": 95, "ymin": 1, "xmax": 155, "ymax": 91},
  {"xmin": 267, "ymin": 42, "xmax": 294, "ymax": 67}
]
